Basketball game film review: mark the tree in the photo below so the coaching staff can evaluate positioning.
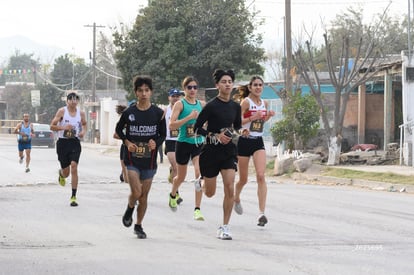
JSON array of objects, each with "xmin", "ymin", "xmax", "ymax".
[
  {"xmin": 1, "ymin": 52, "xmax": 95, "ymax": 122},
  {"xmin": 34, "ymin": 54, "xmax": 91, "ymax": 123},
  {"xmin": 96, "ymin": 32, "xmax": 122, "ymax": 91},
  {"xmin": 1, "ymin": 52, "xmax": 40, "ymax": 119},
  {"xmin": 270, "ymin": 93, "xmax": 320, "ymax": 151},
  {"xmin": 51, "ymin": 54, "xmax": 91, "ymax": 90},
  {"xmin": 2, "ymin": 84, "xmax": 33, "ymax": 120},
  {"xmin": 114, "ymin": 0, "xmax": 265, "ymax": 103},
  {"xmin": 0, "ymin": 51, "xmax": 39, "ymax": 86},
  {"xmin": 35, "ymin": 82, "xmax": 66, "ymax": 124},
  {"xmin": 264, "ymin": 47, "xmax": 285, "ymax": 81},
  {"xmin": 293, "ymin": 6, "xmax": 405, "ymax": 165}
]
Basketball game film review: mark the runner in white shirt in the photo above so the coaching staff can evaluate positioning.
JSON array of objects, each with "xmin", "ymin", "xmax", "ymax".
[
  {"xmin": 50, "ymin": 92, "xmax": 87, "ymax": 207},
  {"xmin": 233, "ymin": 76, "xmax": 275, "ymax": 226}
]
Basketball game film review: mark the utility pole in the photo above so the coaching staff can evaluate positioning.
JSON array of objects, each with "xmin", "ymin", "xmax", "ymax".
[
  {"xmin": 285, "ymin": 0, "xmax": 293, "ymax": 93},
  {"xmin": 84, "ymin": 22, "xmax": 105, "ymax": 143}
]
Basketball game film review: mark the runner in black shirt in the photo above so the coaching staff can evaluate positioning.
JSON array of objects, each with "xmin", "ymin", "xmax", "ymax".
[
  {"xmin": 115, "ymin": 75, "xmax": 166, "ymax": 239},
  {"xmin": 194, "ymin": 69, "xmax": 241, "ymax": 240}
]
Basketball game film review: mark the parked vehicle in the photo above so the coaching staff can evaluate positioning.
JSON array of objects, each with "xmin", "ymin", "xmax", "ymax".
[{"xmin": 32, "ymin": 123, "xmax": 55, "ymax": 148}]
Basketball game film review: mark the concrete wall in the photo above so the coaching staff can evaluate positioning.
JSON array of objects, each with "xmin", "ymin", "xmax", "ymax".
[
  {"xmin": 315, "ymin": 93, "xmax": 387, "ymax": 147},
  {"xmin": 401, "ymin": 52, "xmax": 414, "ymax": 165},
  {"xmin": 99, "ymin": 98, "xmax": 121, "ymax": 146}
]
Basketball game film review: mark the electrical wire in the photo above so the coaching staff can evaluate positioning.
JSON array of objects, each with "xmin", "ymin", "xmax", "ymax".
[
  {"xmin": 35, "ymin": 71, "xmax": 69, "ymax": 92},
  {"xmin": 94, "ymin": 65, "xmax": 122, "ymax": 80}
]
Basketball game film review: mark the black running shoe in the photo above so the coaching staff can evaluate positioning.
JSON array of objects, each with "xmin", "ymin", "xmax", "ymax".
[
  {"xmin": 134, "ymin": 225, "xmax": 147, "ymax": 239},
  {"xmin": 257, "ymin": 214, "xmax": 268, "ymax": 227},
  {"xmin": 122, "ymin": 207, "xmax": 133, "ymax": 227}
]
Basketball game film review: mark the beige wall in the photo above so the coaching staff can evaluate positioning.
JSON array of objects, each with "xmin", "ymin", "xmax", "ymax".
[{"xmin": 345, "ymin": 94, "xmax": 385, "ymax": 130}]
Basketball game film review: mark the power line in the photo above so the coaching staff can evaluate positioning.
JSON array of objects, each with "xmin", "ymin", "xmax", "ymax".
[
  {"xmin": 36, "ymin": 71, "xmax": 69, "ymax": 92},
  {"xmin": 36, "ymin": 68, "xmax": 92, "ymax": 91},
  {"xmin": 94, "ymin": 65, "xmax": 122, "ymax": 80}
]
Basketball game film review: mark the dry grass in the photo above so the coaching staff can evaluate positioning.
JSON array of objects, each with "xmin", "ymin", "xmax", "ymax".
[
  {"xmin": 322, "ymin": 167, "xmax": 414, "ymax": 185},
  {"xmin": 265, "ymin": 159, "xmax": 414, "ymax": 185}
]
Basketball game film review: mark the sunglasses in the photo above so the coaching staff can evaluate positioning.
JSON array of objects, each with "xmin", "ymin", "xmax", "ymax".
[{"xmin": 186, "ymin": 85, "xmax": 198, "ymax": 90}]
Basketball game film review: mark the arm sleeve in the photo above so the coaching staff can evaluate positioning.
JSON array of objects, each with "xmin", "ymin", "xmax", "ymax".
[
  {"xmin": 155, "ymin": 116, "xmax": 166, "ymax": 148},
  {"xmin": 194, "ymin": 106, "xmax": 209, "ymax": 137},
  {"xmin": 115, "ymin": 113, "xmax": 127, "ymax": 142},
  {"xmin": 233, "ymin": 104, "xmax": 242, "ymax": 131}
]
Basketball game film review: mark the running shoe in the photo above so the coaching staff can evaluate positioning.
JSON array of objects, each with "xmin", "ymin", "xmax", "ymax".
[
  {"xmin": 257, "ymin": 214, "xmax": 268, "ymax": 227},
  {"xmin": 70, "ymin": 196, "xmax": 78, "ymax": 207},
  {"xmin": 122, "ymin": 206, "xmax": 133, "ymax": 227},
  {"xmin": 234, "ymin": 201, "xmax": 243, "ymax": 215},
  {"xmin": 134, "ymin": 224, "xmax": 147, "ymax": 239},
  {"xmin": 176, "ymin": 192, "xmax": 183, "ymax": 205},
  {"xmin": 25, "ymin": 167, "xmax": 30, "ymax": 173},
  {"xmin": 194, "ymin": 176, "xmax": 202, "ymax": 192},
  {"xmin": 168, "ymin": 166, "xmax": 173, "ymax": 183},
  {"xmin": 217, "ymin": 225, "xmax": 232, "ymax": 240},
  {"xmin": 19, "ymin": 157, "xmax": 23, "ymax": 164},
  {"xmin": 169, "ymin": 193, "xmax": 178, "ymax": 211},
  {"xmin": 193, "ymin": 209, "xmax": 205, "ymax": 221},
  {"xmin": 58, "ymin": 170, "xmax": 66, "ymax": 187}
]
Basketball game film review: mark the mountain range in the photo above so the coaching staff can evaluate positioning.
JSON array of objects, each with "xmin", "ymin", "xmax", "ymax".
[{"xmin": 0, "ymin": 35, "xmax": 67, "ymax": 65}]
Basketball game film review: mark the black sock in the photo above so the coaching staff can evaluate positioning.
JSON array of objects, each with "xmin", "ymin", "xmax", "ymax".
[
  {"xmin": 170, "ymin": 193, "xmax": 176, "ymax": 199},
  {"xmin": 195, "ymin": 207, "xmax": 200, "ymax": 211},
  {"xmin": 72, "ymin": 189, "xmax": 77, "ymax": 197},
  {"xmin": 134, "ymin": 224, "xmax": 142, "ymax": 230}
]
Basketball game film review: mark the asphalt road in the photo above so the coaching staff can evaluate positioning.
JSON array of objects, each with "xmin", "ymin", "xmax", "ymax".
[{"xmin": 1, "ymin": 135, "xmax": 414, "ymax": 275}]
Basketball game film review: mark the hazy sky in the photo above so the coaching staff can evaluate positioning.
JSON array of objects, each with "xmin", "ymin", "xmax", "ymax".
[{"xmin": 0, "ymin": 0, "xmax": 406, "ymax": 62}]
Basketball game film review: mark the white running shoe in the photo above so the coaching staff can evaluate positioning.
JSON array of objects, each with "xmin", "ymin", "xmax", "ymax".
[
  {"xmin": 194, "ymin": 176, "xmax": 202, "ymax": 192},
  {"xmin": 217, "ymin": 225, "xmax": 232, "ymax": 240},
  {"xmin": 234, "ymin": 202, "xmax": 243, "ymax": 215}
]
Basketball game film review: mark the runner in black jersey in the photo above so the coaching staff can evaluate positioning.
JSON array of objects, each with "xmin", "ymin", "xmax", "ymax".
[
  {"xmin": 194, "ymin": 69, "xmax": 241, "ymax": 240},
  {"xmin": 115, "ymin": 75, "xmax": 166, "ymax": 239}
]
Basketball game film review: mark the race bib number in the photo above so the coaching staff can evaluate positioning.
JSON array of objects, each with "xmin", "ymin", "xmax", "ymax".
[
  {"xmin": 170, "ymin": 129, "xmax": 179, "ymax": 138},
  {"xmin": 22, "ymin": 136, "xmax": 29, "ymax": 142},
  {"xmin": 63, "ymin": 129, "xmax": 77, "ymax": 138},
  {"xmin": 186, "ymin": 124, "xmax": 195, "ymax": 137},
  {"xmin": 249, "ymin": 119, "xmax": 264, "ymax": 133},
  {"xmin": 132, "ymin": 142, "xmax": 151, "ymax": 158}
]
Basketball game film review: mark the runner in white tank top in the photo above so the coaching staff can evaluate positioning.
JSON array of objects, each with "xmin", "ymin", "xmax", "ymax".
[
  {"xmin": 50, "ymin": 92, "xmax": 87, "ymax": 207},
  {"xmin": 233, "ymin": 76, "xmax": 275, "ymax": 227}
]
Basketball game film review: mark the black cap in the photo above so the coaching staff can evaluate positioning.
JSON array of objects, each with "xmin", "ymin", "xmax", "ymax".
[{"xmin": 67, "ymin": 92, "xmax": 79, "ymax": 100}]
